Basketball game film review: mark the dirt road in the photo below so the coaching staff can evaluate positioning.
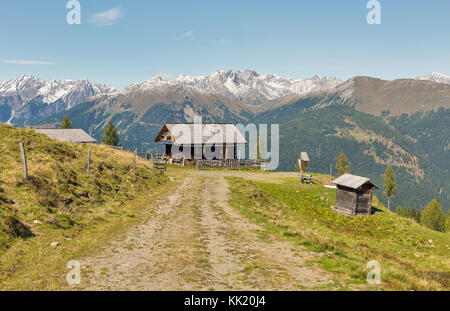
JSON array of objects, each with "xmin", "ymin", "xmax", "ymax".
[{"xmin": 78, "ymin": 171, "xmax": 330, "ymax": 290}]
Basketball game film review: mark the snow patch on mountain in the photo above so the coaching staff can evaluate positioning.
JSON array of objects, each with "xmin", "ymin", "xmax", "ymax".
[{"xmin": 416, "ymin": 72, "xmax": 450, "ymax": 85}]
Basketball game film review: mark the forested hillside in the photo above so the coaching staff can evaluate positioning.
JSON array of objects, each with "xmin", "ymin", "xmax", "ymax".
[{"xmin": 257, "ymin": 106, "xmax": 450, "ymax": 212}]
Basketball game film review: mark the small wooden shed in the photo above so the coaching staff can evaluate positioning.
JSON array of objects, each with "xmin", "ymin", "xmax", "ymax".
[{"xmin": 332, "ymin": 174, "xmax": 378, "ymax": 216}]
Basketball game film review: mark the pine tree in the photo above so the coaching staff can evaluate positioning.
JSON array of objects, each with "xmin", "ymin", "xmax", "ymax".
[
  {"xmin": 396, "ymin": 206, "xmax": 403, "ymax": 217},
  {"xmin": 335, "ymin": 152, "xmax": 350, "ymax": 176},
  {"xmin": 420, "ymin": 199, "xmax": 446, "ymax": 232},
  {"xmin": 382, "ymin": 166, "xmax": 397, "ymax": 211},
  {"xmin": 61, "ymin": 115, "xmax": 72, "ymax": 129},
  {"xmin": 101, "ymin": 121, "xmax": 119, "ymax": 146}
]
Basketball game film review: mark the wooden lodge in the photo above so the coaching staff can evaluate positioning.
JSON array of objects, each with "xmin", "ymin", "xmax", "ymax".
[
  {"xmin": 154, "ymin": 123, "xmax": 247, "ymax": 166},
  {"xmin": 332, "ymin": 174, "xmax": 378, "ymax": 216}
]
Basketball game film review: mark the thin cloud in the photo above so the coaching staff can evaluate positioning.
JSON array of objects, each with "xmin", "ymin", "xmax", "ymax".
[
  {"xmin": 211, "ymin": 38, "xmax": 231, "ymax": 46},
  {"xmin": 174, "ymin": 30, "xmax": 193, "ymax": 41},
  {"xmin": 0, "ymin": 60, "xmax": 55, "ymax": 65},
  {"xmin": 90, "ymin": 7, "xmax": 125, "ymax": 26}
]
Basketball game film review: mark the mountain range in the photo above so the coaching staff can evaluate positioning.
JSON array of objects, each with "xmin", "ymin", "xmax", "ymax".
[
  {"xmin": 1, "ymin": 70, "xmax": 449, "ymax": 212},
  {"xmin": 0, "ymin": 75, "xmax": 116, "ymax": 125}
]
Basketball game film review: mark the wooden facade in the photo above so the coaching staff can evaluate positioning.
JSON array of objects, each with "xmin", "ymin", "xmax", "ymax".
[
  {"xmin": 332, "ymin": 174, "xmax": 378, "ymax": 216},
  {"xmin": 154, "ymin": 123, "xmax": 247, "ymax": 166}
]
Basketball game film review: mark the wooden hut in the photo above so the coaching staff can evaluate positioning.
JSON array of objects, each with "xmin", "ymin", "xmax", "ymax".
[
  {"xmin": 332, "ymin": 174, "xmax": 378, "ymax": 216},
  {"xmin": 298, "ymin": 152, "xmax": 310, "ymax": 184},
  {"xmin": 154, "ymin": 123, "xmax": 247, "ymax": 165}
]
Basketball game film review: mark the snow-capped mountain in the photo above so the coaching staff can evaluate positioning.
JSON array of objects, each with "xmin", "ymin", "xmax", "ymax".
[
  {"xmin": 173, "ymin": 70, "xmax": 342, "ymax": 105},
  {"xmin": 0, "ymin": 75, "xmax": 115, "ymax": 125},
  {"xmin": 116, "ymin": 70, "xmax": 342, "ymax": 105},
  {"xmin": 416, "ymin": 72, "xmax": 450, "ymax": 85}
]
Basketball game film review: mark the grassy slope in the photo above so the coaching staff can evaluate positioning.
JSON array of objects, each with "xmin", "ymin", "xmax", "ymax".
[
  {"xmin": 0, "ymin": 124, "xmax": 167, "ymax": 290},
  {"xmin": 227, "ymin": 174, "xmax": 450, "ymax": 290},
  {"xmin": 257, "ymin": 105, "xmax": 450, "ymax": 212}
]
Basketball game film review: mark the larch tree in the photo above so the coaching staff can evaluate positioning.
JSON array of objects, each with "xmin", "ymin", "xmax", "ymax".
[
  {"xmin": 335, "ymin": 152, "xmax": 350, "ymax": 176},
  {"xmin": 383, "ymin": 166, "xmax": 397, "ymax": 211},
  {"xmin": 421, "ymin": 199, "xmax": 446, "ymax": 232},
  {"xmin": 61, "ymin": 115, "xmax": 72, "ymax": 129},
  {"xmin": 101, "ymin": 120, "xmax": 119, "ymax": 146}
]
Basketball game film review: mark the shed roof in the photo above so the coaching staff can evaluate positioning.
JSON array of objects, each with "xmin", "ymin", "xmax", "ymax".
[
  {"xmin": 332, "ymin": 173, "xmax": 378, "ymax": 190},
  {"xmin": 35, "ymin": 128, "xmax": 96, "ymax": 143},
  {"xmin": 154, "ymin": 123, "xmax": 247, "ymax": 145},
  {"xmin": 298, "ymin": 152, "xmax": 309, "ymax": 162}
]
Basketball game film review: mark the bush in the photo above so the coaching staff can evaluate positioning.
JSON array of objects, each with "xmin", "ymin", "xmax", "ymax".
[{"xmin": 420, "ymin": 199, "xmax": 446, "ymax": 232}]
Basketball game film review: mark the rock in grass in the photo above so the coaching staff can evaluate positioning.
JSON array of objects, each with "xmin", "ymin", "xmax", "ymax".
[{"xmin": 50, "ymin": 241, "xmax": 60, "ymax": 247}]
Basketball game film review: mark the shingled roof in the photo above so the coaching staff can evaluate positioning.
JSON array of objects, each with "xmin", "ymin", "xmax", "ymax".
[
  {"xmin": 332, "ymin": 173, "xmax": 378, "ymax": 190},
  {"xmin": 154, "ymin": 123, "xmax": 247, "ymax": 145},
  {"xmin": 35, "ymin": 129, "xmax": 96, "ymax": 144},
  {"xmin": 298, "ymin": 152, "xmax": 309, "ymax": 162}
]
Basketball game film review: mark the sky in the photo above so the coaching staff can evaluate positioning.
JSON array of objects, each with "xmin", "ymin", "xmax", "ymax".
[{"xmin": 0, "ymin": 0, "xmax": 449, "ymax": 89}]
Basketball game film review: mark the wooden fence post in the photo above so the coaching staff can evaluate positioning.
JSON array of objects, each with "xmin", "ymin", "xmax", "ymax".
[
  {"xmin": 151, "ymin": 153, "xmax": 154, "ymax": 173},
  {"xmin": 87, "ymin": 149, "xmax": 91, "ymax": 175},
  {"xmin": 133, "ymin": 148, "xmax": 137, "ymax": 175},
  {"xmin": 19, "ymin": 143, "xmax": 28, "ymax": 181}
]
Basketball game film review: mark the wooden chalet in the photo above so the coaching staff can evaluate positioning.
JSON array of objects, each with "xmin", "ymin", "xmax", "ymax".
[
  {"xmin": 332, "ymin": 174, "xmax": 378, "ymax": 216},
  {"xmin": 154, "ymin": 123, "xmax": 247, "ymax": 165}
]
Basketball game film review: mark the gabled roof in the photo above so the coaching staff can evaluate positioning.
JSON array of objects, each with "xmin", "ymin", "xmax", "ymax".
[
  {"xmin": 298, "ymin": 152, "xmax": 309, "ymax": 162},
  {"xmin": 35, "ymin": 128, "xmax": 96, "ymax": 143},
  {"xmin": 332, "ymin": 173, "xmax": 378, "ymax": 190},
  {"xmin": 154, "ymin": 123, "xmax": 247, "ymax": 145}
]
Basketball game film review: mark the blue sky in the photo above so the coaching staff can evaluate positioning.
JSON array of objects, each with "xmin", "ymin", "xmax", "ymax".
[{"xmin": 1, "ymin": 0, "xmax": 449, "ymax": 88}]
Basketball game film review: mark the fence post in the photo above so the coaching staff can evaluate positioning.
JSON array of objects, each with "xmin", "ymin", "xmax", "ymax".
[
  {"xmin": 87, "ymin": 149, "xmax": 91, "ymax": 175},
  {"xmin": 19, "ymin": 143, "xmax": 28, "ymax": 181},
  {"xmin": 133, "ymin": 148, "xmax": 137, "ymax": 175},
  {"xmin": 152, "ymin": 153, "xmax": 154, "ymax": 173}
]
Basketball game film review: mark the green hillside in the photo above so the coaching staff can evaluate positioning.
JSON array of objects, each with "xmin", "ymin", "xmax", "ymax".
[
  {"xmin": 227, "ymin": 175, "xmax": 450, "ymax": 290},
  {"xmin": 256, "ymin": 105, "xmax": 450, "ymax": 212},
  {"xmin": 0, "ymin": 124, "xmax": 166, "ymax": 289}
]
